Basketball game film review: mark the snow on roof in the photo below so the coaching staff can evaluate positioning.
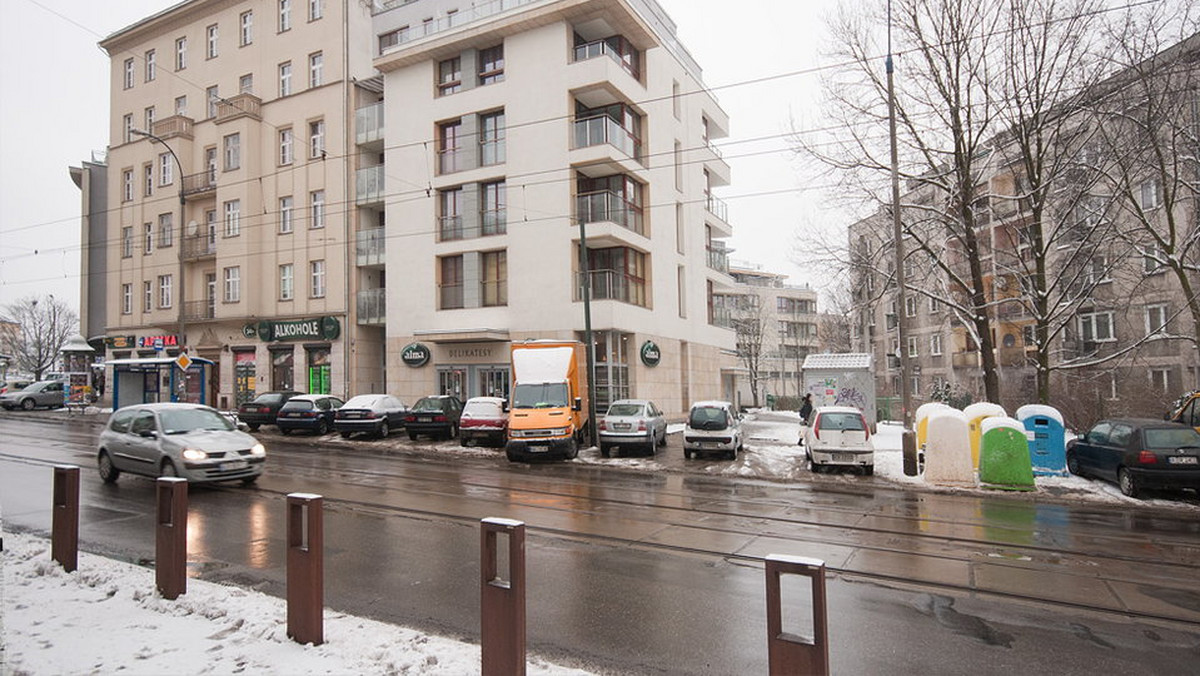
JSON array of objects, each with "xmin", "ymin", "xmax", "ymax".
[{"xmin": 802, "ymin": 353, "xmax": 873, "ymax": 370}]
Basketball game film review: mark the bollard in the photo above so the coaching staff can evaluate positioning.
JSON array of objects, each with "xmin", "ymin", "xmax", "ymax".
[
  {"xmin": 902, "ymin": 430, "xmax": 919, "ymax": 476},
  {"xmin": 287, "ymin": 493, "xmax": 324, "ymax": 646},
  {"xmin": 481, "ymin": 518, "xmax": 526, "ymax": 676},
  {"xmin": 765, "ymin": 554, "xmax": 829, "ymax": 676},
  {"xmin": 52, "ymin": 465, "xmax": 80, "ymax": 573},
  {"xmin": 155, "ymin": 477, "xmax": 189, "ymax": 600}
]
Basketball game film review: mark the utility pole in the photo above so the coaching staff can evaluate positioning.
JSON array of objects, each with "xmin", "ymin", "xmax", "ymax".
[
  {"xmin": 577, "ymin": 218, "xmax": 598, "ymax": 449},
  {"xmin": 886, "ymin": 1, "xmax": 914, "ymax": 434}
]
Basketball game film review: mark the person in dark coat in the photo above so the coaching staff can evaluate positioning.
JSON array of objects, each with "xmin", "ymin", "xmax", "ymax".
[{"xmin": 799, "ymin": 394, "xmax": 814, "ymax": 424}]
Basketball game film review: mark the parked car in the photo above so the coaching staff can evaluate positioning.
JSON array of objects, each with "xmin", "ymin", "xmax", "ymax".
[
  {"xmin": 0, "ymin": 380, "xmax": 65, "ymax": 411},
  {"xmin": 598, "ymin": 399, "xmax": 667, "ymax": 457},
  {"xmin": 405, "ymin": 395, "xmax": 464, "ymax": 441},
  {"xmin": 0, "ymin": 379, "xmax": 34, "ymax": 395},
  {"xmin": 1067, "ymin": 418, "xmax": 1200, "ymax": 498},
  {"xmin": 275, "ymin": 394, "xmax": 345, "ymax": 436},
  {"xmin": 803, "ymin": 406, "xmax": 874, "ymax": 475},
  {"xmin": 682, "ymin": 401, "xmax": 743, "ymax": 460},
  {"xmin": 236, "ymin": 390, "xmax": 303, "ymax": 431},
  {"xmin": 459, "ymin": 396, "xmax": 508, "ymax": 447},
  {"xmin": 96, "ymin": 402, "xmax": 265, "ymax": 485},
  {"xmin": 334, "ymin": 394, "xmax": 409, "ymax": 439}
]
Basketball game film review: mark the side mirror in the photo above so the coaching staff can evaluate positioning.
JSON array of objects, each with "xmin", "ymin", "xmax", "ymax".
[
  {"xmin": 502, "ymin": 400, "xmax": 510, "ymax": 413},
  {"xmin": 139, "ymin": 429, "xmax": 157, "ymax": 439}
]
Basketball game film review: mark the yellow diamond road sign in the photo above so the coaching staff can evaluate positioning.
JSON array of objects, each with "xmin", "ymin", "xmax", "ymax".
[{"xmin": 175, "ymin": 353, "xmax": 193, "ymax": 371}]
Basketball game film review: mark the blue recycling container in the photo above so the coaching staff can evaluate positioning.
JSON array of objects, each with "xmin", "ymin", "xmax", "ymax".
[{"xmin": 1016, "ymin": 405, "xmax": 1066, "ymax": 477}]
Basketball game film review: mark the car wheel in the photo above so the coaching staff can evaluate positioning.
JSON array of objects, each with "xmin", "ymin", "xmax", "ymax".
[
  {"xmin": 316, "ymin": 419, "xmax": 329, "ymax": 436},
  {"xmin": 506, "ymin": 448, "xmax": 521, "ymax": 462},
  {"xmin": 240, "ymin": 475, "xmax": 259, "ymax": 486},
  {"xmin": 1066, "ymin": 450, "xmax": 1082, "ymax": 477},
  {"xmin": 160, "ymin": 459, "xmax": 179, "ymax": 478},
  {"xmin": 600, "ymin": 444, "xmax": 611, "ymax": 458},
  {"xmin": 247, "ymin": 423, "xmax": 260, "ymax": 432},
  {"xmin": 1118, "ymin": 468, "xmax": 1140, "ymax": 498},
  {"xmin": 340, "ymin": 431, "xmax": 352, "ymax": 439},
  {"xmin": 97, "ymin": 451, "xmax": 120, "ymax": 484},
  {"xmin": 658, "ymin": 429, "xmax": 667, "ymax": 447},
  {"xmin": 863, "ymin": 465, "xmax": 875, "ymax": 476},
  {"xmin": 810, "ymin": 461, "xmax": 822, "ymax": 473},
  {"xmin": 408, "ymin": 431, "xmax": 418, "ymax": 441},
  {"xmin": 21, "ymin": 398, "xmax": 35, "ymax": 411},
  {"xmin": 684, "ymin": 449, "xmax": 693, "ymax": 460},
  {"xmin": 646, "ymin": 442, "xmax": 655, "ymax": 457},
  {"xmin": 280, "ymin": 427, "xmax": 292, "ymax": 436},
  {"xmin": 726, "ymin": 447, "xmax": 736, "ymax": 461},
  {"xmin": 448, "ymin": 423, "xmax": 459, "ymax": 440},
  {"xmin": 379, "ymin": 421, "xmax": 390, "ymax": 438}
]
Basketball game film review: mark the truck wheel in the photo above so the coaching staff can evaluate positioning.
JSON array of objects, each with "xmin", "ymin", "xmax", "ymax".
[
  {"xmin": 506, "ymin": 448, "xmax": 521, "ymax": 462},
  {"xmin": 566, "ymin": 438, "xmax": 579, "ymax": 460}
]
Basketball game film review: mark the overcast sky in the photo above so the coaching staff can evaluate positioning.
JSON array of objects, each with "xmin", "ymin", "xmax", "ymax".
[{"xmin": 0, "ymin": 0, "xmax": 845, "ymax": 314}]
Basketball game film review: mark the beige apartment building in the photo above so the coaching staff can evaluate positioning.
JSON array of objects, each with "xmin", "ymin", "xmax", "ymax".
[
  {"xmin": 371, "ymin": 0, "xmax": 739, "ymax": 414},
  {"xmin": 97, "ymin": 0, "xmax": 384, "ymax": 407}
]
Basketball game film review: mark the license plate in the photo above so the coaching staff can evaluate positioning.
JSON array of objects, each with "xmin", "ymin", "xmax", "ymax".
[
  {"xmin": 528, "ymin": 445, "xmax": 549, "ymax": 453},
  {"xmin": 704, "ymin": 442, "xmax": 720, "ymax": 449},
  {"xmin": 419, "ymin": 416, "xmax": 432, "ymax": 423},
  {"xmin": 834, "ymin": 453, "xmax": 855, "ymax": 463},
  {"xmin": 220, "ymin": 460, "xmax": 248, "ymax": 471},
  {"xmin": 1168, "ymin": 456, "xmax": 1198, "ymax": 465},
  {"xmin": 348, "ymin": 412, "xmax": 363, "ymax": 419},
  {"xmin": 613, "ymin": 423, "xmax": 631, "ymax": 431}
]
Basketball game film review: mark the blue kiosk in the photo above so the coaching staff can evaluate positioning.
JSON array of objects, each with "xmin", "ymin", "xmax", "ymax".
[{"xmin": 106, "ymin": 356, "xmax": 214, "ymax": 409}]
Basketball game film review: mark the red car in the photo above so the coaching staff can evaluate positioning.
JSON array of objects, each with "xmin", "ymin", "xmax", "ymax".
[{"xmin": 458, "ymin": 396, "xmax": 508, "ymax": 447}]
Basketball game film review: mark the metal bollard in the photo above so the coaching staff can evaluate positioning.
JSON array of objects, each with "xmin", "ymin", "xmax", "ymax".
[
  {"xmin": 765, "ymin": 554, "xmax": 829, "ymax": 676},
  {"xmin": 902, "ymin": 430, "xmax": 920, "ymax": 476},
  {"xmin": 480, "ymin": 518, "xmax": 526, "ymax": 676},
  {"xmin": 155, "ymin": 477, "xmax": 189, "ymax": 600},
  {"xmin": 287, "ymin": 493, "xmax": 324, "ymax": 646},
  {"xmin": 52, "ymin": 465, "xmax": 80, "ymax": 573}
]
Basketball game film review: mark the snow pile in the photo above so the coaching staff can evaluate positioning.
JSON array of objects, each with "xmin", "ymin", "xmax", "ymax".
[{"xmin": 1, "ymin": 531, "xmax": 593, "ymax": 676}]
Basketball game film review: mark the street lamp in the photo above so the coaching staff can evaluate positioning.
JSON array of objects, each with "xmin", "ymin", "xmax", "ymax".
[{"xmin": 131, "ymin": 128, "xmax": 189, "ymax": 402}]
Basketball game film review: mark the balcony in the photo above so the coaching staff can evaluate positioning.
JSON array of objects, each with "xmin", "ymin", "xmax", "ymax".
[
  {"xmin": 356, "ymin": 165, "xmax": 384, "ymax": 206},
  {"xmin": 215, "ymin": 93, "xmax": 262, "ymax": 124},
  {"xmin": 576, "ymin": 269, "xmax": 645, "ymax": 307},
  {"xmin": 573, "ymin": 115, "xmax": 642, "ymax": 163},
  {"xmin": 181, "ymin": 233, "xmax": 216, "ymax": 261},
  {"xmin": 357, "ymin": 288, "xmax": 386, "ymax": 325},
  {"xmin": 576, "ymin": 191, "xmax": 644, "ymax": 236},
  {"xmin": 181, "ymin": 170, "xmax": 216, "ymax": 197},
  {"xmin": 356, "ymin": 227, "xmax": 384, "ymax": 267},
  {"xmin": 181, "ymin": 299, "xmax": 215, "ymax": 322},
  {"xmin": 355, "ymin": 102, "xmax": 384, "ymax": 149},
  {"xmin": 377, "ymin": 0, "xmax": 539, "ymax": 52},
  {"xmin": 710, "ymin": 304, "xmax": 733, "ymax": 328},
  {"xmin": 573, "ymin": 37, "xmax": 640, "ymax": 81},
  {"xmin": 706, "ymin": 245, "xmax": 729, "ymax": 274},
  {"xmin": 150, "ymin": 115, "xmax": 194, "ymax": 141},
  {"xmin": 952, "ymin": 351, "xmax": 980, "ymax": 368},
  {"xmin": 705, "ymin": 192, "xmax": 729, "ymax": 223}
]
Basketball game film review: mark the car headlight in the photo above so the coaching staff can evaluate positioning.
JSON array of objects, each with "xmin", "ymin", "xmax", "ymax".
[
  {"xmin": 250, "ymin": 443, "xmax": 266, "ymax": 457},
  {"xmin": 552, "ymin": 427, "xmax": 570, "ymax": 437},
  {"xmin": 182, "ymin": 448, "xmax": 208, "ymax": 461}
]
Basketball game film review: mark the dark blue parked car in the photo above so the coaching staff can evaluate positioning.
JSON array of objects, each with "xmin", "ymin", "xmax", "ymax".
[{"xmin": 276, "ymin": 394, "xmax": 344, "ymax": 436}]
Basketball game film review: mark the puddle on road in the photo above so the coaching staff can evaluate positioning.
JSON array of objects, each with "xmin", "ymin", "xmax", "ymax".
[{"xmin": 912, "ymin": 593, "xmax": 1015, "ymax": 648}]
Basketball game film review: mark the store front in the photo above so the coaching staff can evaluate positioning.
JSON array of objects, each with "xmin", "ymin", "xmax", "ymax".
[
  {"xmin": 231, "ymin": 316, "xmax": 342, "ymax": 400},
  {"xmin": 400, "ymin": 341, "xmax": 510, "ymax": 401},
  {"xmin": 105, "ymin": 356, "xmax": 214, "ymax": 409}
]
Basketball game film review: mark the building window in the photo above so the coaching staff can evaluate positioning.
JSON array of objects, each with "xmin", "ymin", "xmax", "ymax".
[
  {"xmin": 239, "ymin": 73, "xmax": 253, "ymax": 94},
  {"xmin": 175, "ymin": 36, "xmax": 187, "ymax": 70},
  {"xmin": 310, "ymin": 260, "xmax": 326, "ymax": 298},
  {"xmin": 144, "ymin": 164, "xmax": 154, "ymax": 196},
  {"xmin": 1146, "ymin": 304, "xmax": 1168, "ymax": 336},
  {"xmin": 438, "ymin": 57, "xmax": 461, "ymax": 95},
  {"xmin": 1142, "ymin": 243, "xmax": 1166, "ymax": 275},
  {"xmin": 1140, "ymin": 178, "xmax": 1162, "ymax": 210},
  {"xmin": 907, "ymin": 336, "xmax": 918, "ymax": 358},
  {"xmin": 437, "ymin": 119, "xmax": 462, "ymax": 173},
  {"xmin": 577, "ymin": 173, "xmax": 645, "ymax": 236},
  {"xmin": 207, "ymin": 85, "xmax": 219, "ymax": 118},
  {"xmin": 439, "ymin": 256, "xmax": 464, "ymax": 309},
  {"xmin": 224, "ymin": 200, "xmax": 241, "ymax": 237},
  {"xmin": 1079, "ymin": 311, "xmax": 1115, "ymax": 343},
  {"xmin": 906, "ymin": 296, "xmax": 917, "ymax": 317},
  {"xmin": 123, "ymin": 114, "xmax": 133, "ymax": 143},
  {"xmin": 672, "ymin": 80, "xmax": 680, "ymax": 119},
  {"xmin": 122, "ymin": 170, "xmax": 133, "ymax": 202},
  {"xmin": 224, "ymin": 133, "xmax": 241, "ymax": 170},
  {"xmin": 480, "ymin": 110, "xmax": 506, "ymax": 165},
  {"xmin": 143, "ymin": 223, "xmax": 154, "ymax": 255},
  {"xmin": 1084, "ymin": 254, "xmax": 1109, "ymax": 286},
  {"xmin": 309, "ymin": 0, "xmax": 322, "ymax": 21},
  {"xmin": 144, "ymin": 50, "xmax": 156, "ymax": 81},
  {"xmin": 309, "ymin": 119, "xmax": 325, "ymax": 158},
  {"xmin": 439, "ymin": 187, "xmax": 463, "ymax": 240},
  {"xmin": 582, "ymin": 247, "xmax": 647, "ymax": 307},
  {"xmin": 158, "ymin": 274, "xmax": 173, "ymax": 308},
  {"xmin": 481, "ymin": 181, "xmax": 506, "ymax": 235},
  {"xmin": 224, "ymin": 267, "xmax": 241, "ymax": 302},
  {"xmin": 122, "ymin": 227, "xmax": 133, "ymax": 258},
  {"xmin": 482, "ymin": 250, "xmax": 507, "ymax": 306},
  {"xmin": 144, "ymin": 106, "xmax": 155, "ymax": 133},
  {"xmin": 240, "ymin": 11, "xmax": 253, "ymax": 46},
  {"xmin": 1151, "ymin": 368, "xmax": 1171, "ymax": 394},
  {"xmin": 279, "ymin": 0, "xmax": 291, "ymax": 31},
  {"xmin": 279, "ymin": 62, "xmax": 292, "ymax": 96},
  {"xmin": 279, "ymin": 128, "xmax": 293, "ymax": 165},
  {"xmin": 478, "ymin": 44, "xmax": 504, "ymax": 85},
  {"xmin": 930, "ymin": 334, "xmax": 943, "ymax": 356},
  {"xmin": 279, "ymin": 263, "xmax": 294, "ymax": 300},
  {"xmin": 174, "ymin": 95, "xmax": 187, "ymax": 116},
  {"xmin": 310, "ymin": 190, "xmax": 325, "ymax": 228},
  {"xmin": 123, "ymin": 58, "xmax": 134, "ymax": 89},
  {"xmin": 309, "ymin": 51, "xmax": 323, "ymax": 88},
  {"xmin": 143, "ymin": 281, "xmax": 153, "ymax": 313},
  {"xmin": 159, "ymin": 153, "xmax": 173, "ymax": 186},
  {"xmin": 206, "ymin": 23, "xmax": 219, "ymax": 59},
  {"xmin": 279, "ymin": 196, "xmax": 294, "ymax": 233},
  {"xmin": 158, "ymin": 213, "xmax": 173, "ymax": 248},
  {"xmin": 122, "ymin": 283, "xmax": 132, "ymax": 314}
]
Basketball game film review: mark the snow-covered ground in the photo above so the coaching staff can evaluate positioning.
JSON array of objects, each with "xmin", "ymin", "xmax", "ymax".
[{"xmin": 0, "ymin": 531, "xmax": 593, "ymax": 676}]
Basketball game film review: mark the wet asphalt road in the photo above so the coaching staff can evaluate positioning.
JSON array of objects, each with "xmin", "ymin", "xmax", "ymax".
[{"xmin": 2, "ymin": 410, "xmax": 1200, "ymax": 674}]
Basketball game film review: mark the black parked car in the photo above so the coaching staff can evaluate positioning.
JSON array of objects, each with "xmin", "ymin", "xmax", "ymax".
[
  {"xmin": 236, "ymin": 390, "xmax": 303, "ymax": 431},
  {"xmin": 405, "ymin": 395, "xmax": 463, "ymax": 441},
  {"xmin": 276, "ymin": 394, "xmax": 345, "ymax": 436},
  {"xmin": 1067, "ymin": 418, "xmax": 1200, "ymax": 498},
  {"xmin": 334, "ymin": 394, "xmax": 409, "ymax": 439}
]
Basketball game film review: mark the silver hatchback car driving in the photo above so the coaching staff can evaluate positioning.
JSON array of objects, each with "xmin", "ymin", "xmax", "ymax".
[{"xmin": 97, "ymin": 402, "xmax": 265, "ymax": 485}]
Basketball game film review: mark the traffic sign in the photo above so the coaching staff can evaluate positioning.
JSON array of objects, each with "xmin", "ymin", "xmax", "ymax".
[{"xmin": 175, "ymin": 353, "xmax": 193, "ymax": 371}]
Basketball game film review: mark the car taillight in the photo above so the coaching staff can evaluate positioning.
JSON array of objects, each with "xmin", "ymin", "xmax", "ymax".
[
  {"xmin": 1137, "ymin": 450, "xmax": 1157, "ymax": 464},
  {"xmin": 638, "ymin": 420, "xmax": 646, "ymax": 431},
  {"xmin": 598, "ymin": 419, "xmax": 606, "ymax": 431},
  {"xmin": 405, "ymin": 414, "xmax": 415, "ymax": 422},
  {"xmin": 434, "ymin": 415, "xmax": 447, "ymax": 422}
]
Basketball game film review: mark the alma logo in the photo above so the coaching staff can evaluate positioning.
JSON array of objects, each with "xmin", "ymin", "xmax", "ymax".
[{"xmin": 401, "ymin": 343, "xmax": 430, "ymax": 367}]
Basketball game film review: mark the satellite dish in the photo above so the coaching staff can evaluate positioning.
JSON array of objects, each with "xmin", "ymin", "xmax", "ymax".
[{"xmin": 186, "ymin": 220, "xmax": 199, "ymax": 236}]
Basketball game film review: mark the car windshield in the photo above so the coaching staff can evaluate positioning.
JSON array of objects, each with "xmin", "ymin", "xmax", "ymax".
[
  {"xmin": 1144, "ymin": 427, "xmax": 1200, "ymax": 449},
  {"xmin": 253, "ymin": 393, "xmax": 287, "ymax": 404},
  {"xmin": 607, "ymin": 403, "xmax": 644, "ymax": 417},
  {"xmin": 689, "ymin": 407, "xmax": 728, "ymax": 430},
  {"xmin": 818, "ymin": 413, "xmax": 866, "ymax": 431},
  {"xmin": 412, "ymin": 398, "xmax": 448, "ymax": 412},
  {"xmin": 513, "ymin": 383, "xmax": 569, "ymax": 409},
  {"xmin": 344, "ymin": 395, "xmax": 382, "ymax": 408},
  {"xmin": 160, "ymin": 408, "xmax": 235, "ymax": 434}
]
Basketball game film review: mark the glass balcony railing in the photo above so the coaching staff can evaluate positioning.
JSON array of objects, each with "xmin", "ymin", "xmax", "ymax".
[
  {"xmin": 439, "ymin": 215, "xmax": 464, "ymax": 241},
  {"xmin": 356, "ymin": 227, "xmax": 384, "ymax": 266},
  {"xmin": 355, "ymin": 102, "xmax": 384, "ymax": 146},
  {"xmin": 573, "ymin": 115, "xmax": 641, "ymax": 162},
  {"xmin": 710, "ymin": 304, "xmax": 733, "ymax": 328},
  {"xmin": 378, "ymin": 0, "xmax": 536, "ymax": 50},
  {"xmin": 576, "ymin": 190, "xmax": 644, "ymax": 236},
  {"xmin": 573, "ymin": 38, "xmax": 640, "ymax": 80},
  {"xmin": 576, "ymin": 269, "xmax": 646, "ymax": 307},
  {"xmin": 356, "ymin": 288, "xmax": 386, "ymax": 325},
  {"xmin": 356, "ymin": 165, "xmax": 384, "ymax": 205},
  {"xmin": 706, "ymin": 246, "xmax": 729, "ymax": 273}
]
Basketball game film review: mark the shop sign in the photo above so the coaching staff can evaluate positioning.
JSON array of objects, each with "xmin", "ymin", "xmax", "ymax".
[
  {"xmin": 247, "ymin": 317, "xmax": 341, "ymax": 342},
  {"xmin": 640, "ymin": 340, "xmax": 661, "ymax": 367},
  {"xmin": 139, "ymin": 335, "xmax": 178, "ymax": 348},
  {"xmin": 401, "ymin": 342, "xmax": 431, "ymax": 367},
  {"xmin": 106, "ymin": 335, "xmax": 136, "ymax": 349}
]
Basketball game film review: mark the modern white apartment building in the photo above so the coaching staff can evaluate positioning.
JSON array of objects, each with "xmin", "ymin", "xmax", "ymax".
[
  {"xmin": 97, "ymin": 0, "xmax": 384, "ymax": 407},
  {"xmin": 372, "ymin": 0, "xmax": 738, "ymax": 414}
]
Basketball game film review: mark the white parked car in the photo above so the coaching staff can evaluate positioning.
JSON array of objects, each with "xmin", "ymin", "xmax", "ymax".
[
  {"xmin": 803, "ymin": 406, "xmax": 874, "ymax": 475},
  {"xmin": 682, "ymin": 400, "xmax": 743, "ymax": 460}
]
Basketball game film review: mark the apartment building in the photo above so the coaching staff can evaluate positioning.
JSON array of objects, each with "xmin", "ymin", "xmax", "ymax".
[
  {"xmin": 70, "ymin": 152, "xmax": 109, "ymax": 352},
  {"xmin": 97, "ymin": 0, "xmax": 384, "ymax": 407},
  {"xmin": 371, "ymin": 0, "xmax": 739, "ymax": 414},
  {"xmin": 724, "ymin": 262, "xmax": 819, "ymax": 406}
]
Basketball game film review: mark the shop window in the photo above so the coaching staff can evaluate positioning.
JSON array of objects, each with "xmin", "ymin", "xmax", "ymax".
[
  {"xmin": 307, "ymin": 347, "xmax": 330, "ymax": 394},
  {"xmin": 272, "ymin": 348, "xmax": 295, "ymax": 390}
]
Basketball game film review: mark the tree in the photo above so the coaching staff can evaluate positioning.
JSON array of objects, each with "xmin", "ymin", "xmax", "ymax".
[
  {"xmin": 732, "ymin": 295, "xmax": 768, "ymax": 408},
  {"xmin": 3, "ymin": 296, "xmax": 77, "ymax": 380}
]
